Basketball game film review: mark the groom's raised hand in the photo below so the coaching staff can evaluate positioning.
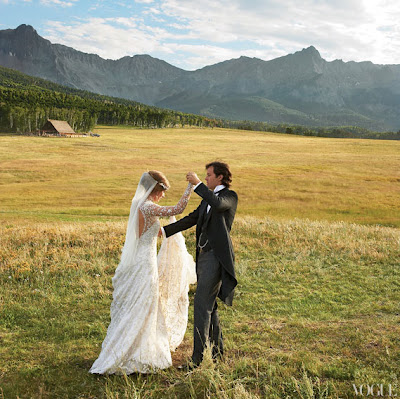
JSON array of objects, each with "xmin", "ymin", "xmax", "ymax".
[{"xmin": 186, "ymin": 171, "xmax": 201, "ymax": 185}]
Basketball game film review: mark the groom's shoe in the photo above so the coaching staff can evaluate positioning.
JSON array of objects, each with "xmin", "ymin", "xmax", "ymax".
[
  {"xmin": 177, "ymin": 359, "xmax": 200, "ymax": 371},
  {"xmin": 177, "ymin": 363, "xmax": 195, "ymax": 371}
]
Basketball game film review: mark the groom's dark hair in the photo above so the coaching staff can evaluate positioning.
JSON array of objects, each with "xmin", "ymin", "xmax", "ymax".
[{"xmin": 206, "ymin": 161, "xmax": 232, "ymax": 188}]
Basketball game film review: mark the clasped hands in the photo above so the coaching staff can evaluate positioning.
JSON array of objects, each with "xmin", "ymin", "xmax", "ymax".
[
  {"xmin": 186, "ymin": 171, "xmax": 201, "ymax": 185},
  {"xmin": 158, "ymin": 172, "xmax": 200, "ymax": 238}
]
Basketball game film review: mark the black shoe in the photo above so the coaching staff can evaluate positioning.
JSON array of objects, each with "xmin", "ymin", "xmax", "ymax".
[
  {"xmin": 177, "ymin": 360, "xmax": 200, "ymax": 371},
  {"xmin": 177, "ymin": 364, "xmax": 193, "ymax": 371}
]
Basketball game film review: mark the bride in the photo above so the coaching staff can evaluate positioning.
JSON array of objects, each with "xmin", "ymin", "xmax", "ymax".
[{"xmin": 90, "ymin": 171, "xmax": 195, "ymax": 374}]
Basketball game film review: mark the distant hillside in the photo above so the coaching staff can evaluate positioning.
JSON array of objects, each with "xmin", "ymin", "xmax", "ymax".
[
  {"xmin": 0, "ymin": 65, "xmax": 218, "ymax": 133},
  {"xmin": 1, "ymin": 24, "xmax": 399, "ymax": 131}
]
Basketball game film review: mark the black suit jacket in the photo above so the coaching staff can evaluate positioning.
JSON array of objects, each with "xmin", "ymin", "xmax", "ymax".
[{"xmin": 164, "ymin": 183, "xmax": 238, "ymax": 305}]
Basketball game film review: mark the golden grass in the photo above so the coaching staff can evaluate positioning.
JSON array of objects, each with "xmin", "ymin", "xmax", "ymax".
[
  {"xmin": 1, "ymin": 217, "xmax": 399, "ymax": 398},
  {"xmin": 1, "ymin": 126, "xmax": 399, "ymax": 397},
  {"xmin": 0, "ymin": 126, "xmax": 399, "ymax": 226}
]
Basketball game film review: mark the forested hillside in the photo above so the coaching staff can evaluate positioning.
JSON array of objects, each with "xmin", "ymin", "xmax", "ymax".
[
  {"xmin": 0, "ymin": 66, "xmax": 219, "ymax": 133},
  {"xmin": 2, "ymin": 25, "xmax": 399, "ymax": 132},
  {"xmin": 1, "ymin": 65, "xmax": 398, "ymax": 139}
]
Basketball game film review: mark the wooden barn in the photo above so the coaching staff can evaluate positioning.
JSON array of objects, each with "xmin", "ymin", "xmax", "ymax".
[{"xmin": 40, "ymin": 120, "xmax": 85, "ymax": 137}]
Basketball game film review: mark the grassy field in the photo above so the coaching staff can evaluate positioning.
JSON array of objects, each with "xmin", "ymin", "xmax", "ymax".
[
  {"xmin": 0, "ymin": 126, "xmax": 399, "ymax": 398},
  {"xmin": 0, "ymin": 126, "xmax": 399, "ymax": 226},
  {"xmin": 1, "ymin": 218, "xmax": 399, "ymax": 398}
]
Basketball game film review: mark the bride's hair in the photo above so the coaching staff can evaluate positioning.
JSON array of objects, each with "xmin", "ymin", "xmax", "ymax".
[{"xmin": 148, "ymin": 170, "xmax": 170, "ymax": 193}]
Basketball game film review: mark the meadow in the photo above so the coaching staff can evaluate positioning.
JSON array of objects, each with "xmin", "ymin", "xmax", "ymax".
[
  {"xmin": 0, "ymin": 126, "xmax": 399, "ymax": 226},
  {"xmin": 0, "ymin": 126, "xmax": 399, "ymax": 398}
]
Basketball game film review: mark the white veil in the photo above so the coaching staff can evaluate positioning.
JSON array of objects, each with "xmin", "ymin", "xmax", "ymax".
[{"xmin": 112, "ymin": 172, "xmax": 157, "ymax": 282}]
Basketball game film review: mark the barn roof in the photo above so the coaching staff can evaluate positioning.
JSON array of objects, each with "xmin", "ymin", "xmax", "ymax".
[{"xmin": 44, "ymin": 119, "xmax": 76, "ymax": 134}]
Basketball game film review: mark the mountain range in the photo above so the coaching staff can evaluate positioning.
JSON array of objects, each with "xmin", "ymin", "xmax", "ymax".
[{"xmin": 1, "ymin": 24, "xmax": 399, "ymax": 131}]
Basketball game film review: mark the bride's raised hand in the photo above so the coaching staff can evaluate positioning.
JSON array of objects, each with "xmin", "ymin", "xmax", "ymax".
[{"xmin": 186, "ymin": 171, "xmax": 200, "ymax": 185}]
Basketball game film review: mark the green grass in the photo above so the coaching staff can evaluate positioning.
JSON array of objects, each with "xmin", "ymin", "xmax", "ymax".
[{"xmin": 1, "ymin": 217, "xmax": 399, "ymax": 398}]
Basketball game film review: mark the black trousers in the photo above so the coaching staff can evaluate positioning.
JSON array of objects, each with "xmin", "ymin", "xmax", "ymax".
[{"xmin": 192, "ymin": 249, "xmax": 223, "ymax": 365}]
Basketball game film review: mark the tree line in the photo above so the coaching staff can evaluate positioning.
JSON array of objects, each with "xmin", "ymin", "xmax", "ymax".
[
  {"xmin": 0, "ymin": 65, "xmax": 398, "ymax": 139},
  {"xmin": 0, "ymin": 87, "xmax": 219, "ymax": 133},
  {"xmin": 0, "ymin": 66, "xmax": 219, "ymax": 133},
  {"xmin": 222, "ymin": 120, "xmax": 400, "ymax": 140}
]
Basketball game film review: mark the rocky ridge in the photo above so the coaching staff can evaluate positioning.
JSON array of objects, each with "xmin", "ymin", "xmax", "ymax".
[{"xmin": 0, "ymin": 24, "xmax": 399, "ymax": 130}]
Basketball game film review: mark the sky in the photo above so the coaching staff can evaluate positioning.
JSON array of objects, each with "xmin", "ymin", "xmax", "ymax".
[{"xmin": 0, "ymin": 0, "xmax": 399, "ymax": 70}]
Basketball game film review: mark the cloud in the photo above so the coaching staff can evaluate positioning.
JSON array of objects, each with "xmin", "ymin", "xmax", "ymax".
[
  {"xmin": 161, "ymin": 0, "xmax": 400, "ymax": 65},
  {"xmin": 164, "ymin": 42, "xmax": 286, "ymax": 70},
  {"xmin": 44, "ymin": 17, "xmax": 169, "ymax": 59},
  {"xmin": 40, "ymin": 0, "xmax": 78, "ymax": 7},
  {"xmin": 42, "ymin": 0, "xmax": 400, "ymax": 69}
]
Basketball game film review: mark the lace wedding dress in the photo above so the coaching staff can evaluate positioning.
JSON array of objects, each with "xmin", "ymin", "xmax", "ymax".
[
  {"xmin": 89, "ymin": 174, "xmax": 195, "ymax": 374},
  {"xmin": 158, "ymin": 215, "xmax": 197, "ymax": 351}
]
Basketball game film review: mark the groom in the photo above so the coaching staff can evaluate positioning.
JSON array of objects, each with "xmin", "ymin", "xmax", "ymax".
[{"xmin": 162, "ymin": 161, "xmax": 238, "ymax": 367}]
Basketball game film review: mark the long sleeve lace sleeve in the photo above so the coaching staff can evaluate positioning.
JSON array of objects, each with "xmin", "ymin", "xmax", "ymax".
[{"xmin": 140, "ymin": 183, "xmax": 193, "ymax": 217}]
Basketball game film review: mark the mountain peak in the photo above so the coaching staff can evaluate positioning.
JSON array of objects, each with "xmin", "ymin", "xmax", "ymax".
[
  {"xmin": 288, "ymin": 45, "xmax": 324, "ymax": 72},
  {"xmin": 298, "ymin": 46, "xmax": 321, "ymax": 58},
  {"xmin": 15, "ymin": 24, "xmax": 37, "ymax": 34}
]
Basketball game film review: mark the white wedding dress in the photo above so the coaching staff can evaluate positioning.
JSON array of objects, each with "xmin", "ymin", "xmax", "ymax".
[{"xmin": 89, "ymin": 174, "xmax": 196, "ymax": 375}]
